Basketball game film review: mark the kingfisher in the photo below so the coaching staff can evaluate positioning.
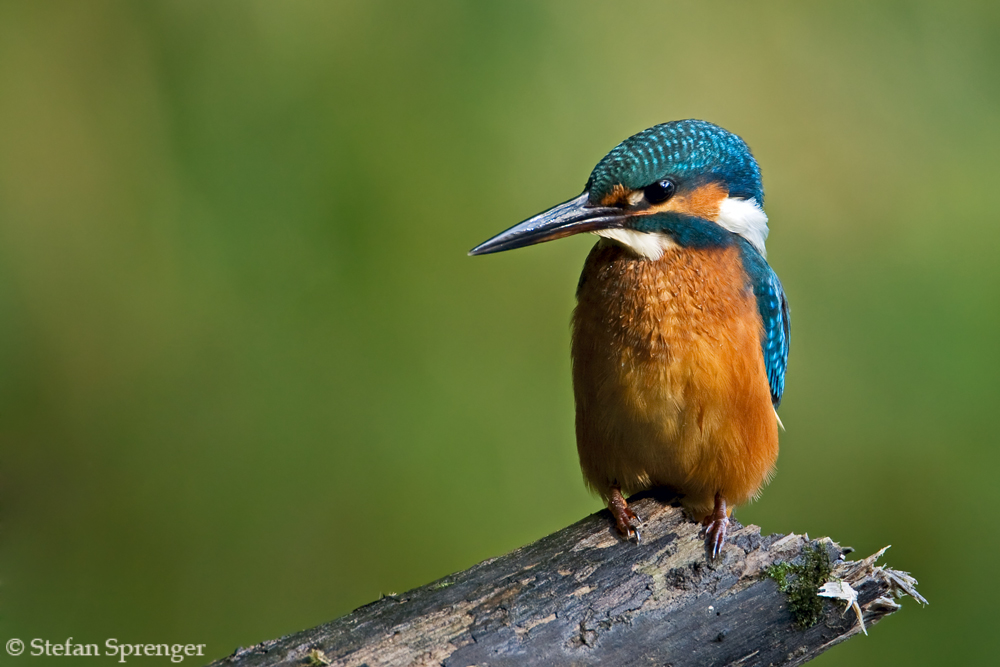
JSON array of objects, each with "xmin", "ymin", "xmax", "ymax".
[{"xmin": 470, "ymin": 120, "xmax": 789, "ymax": 558}]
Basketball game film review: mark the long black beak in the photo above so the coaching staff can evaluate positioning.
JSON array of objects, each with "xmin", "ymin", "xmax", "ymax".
[{"xmin": 468, "ymin": 192, "xmax": 626, "ymax": 256}]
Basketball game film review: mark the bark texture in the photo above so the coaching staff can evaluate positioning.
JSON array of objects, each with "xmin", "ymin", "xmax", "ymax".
[{"xmin": 210, "ymin": 491, "xmax": 924, "ymax": 667}]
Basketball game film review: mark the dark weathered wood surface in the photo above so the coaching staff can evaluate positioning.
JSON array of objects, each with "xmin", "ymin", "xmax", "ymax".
[{"xmin": 210, "ymin": 491, "xmax": 923, "ymax": 667}]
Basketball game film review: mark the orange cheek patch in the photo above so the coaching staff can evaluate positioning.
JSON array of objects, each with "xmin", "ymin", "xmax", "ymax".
[
  {"xmin": 600, "ymin": 184, "xmax": 631, "ymax": 207},
  {"xmin": 644, "ymin": 181, "xmax": 729, "ymax": 220}
]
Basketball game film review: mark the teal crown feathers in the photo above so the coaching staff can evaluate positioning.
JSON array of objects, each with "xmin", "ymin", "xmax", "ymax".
[{"xmin": 586, "ymin": 119, "xmax": 764, "ymax": 205}]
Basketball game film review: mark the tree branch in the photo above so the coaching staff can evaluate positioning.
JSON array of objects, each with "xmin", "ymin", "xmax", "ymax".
[{"xmin": 210, "ymin": 491, "xmax": 924, "ymax": 667}]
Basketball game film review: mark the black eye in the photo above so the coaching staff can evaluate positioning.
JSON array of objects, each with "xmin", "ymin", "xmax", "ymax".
[{"xmin": 643, "ymin": 179, "xmax": 676, "ymax": 205}]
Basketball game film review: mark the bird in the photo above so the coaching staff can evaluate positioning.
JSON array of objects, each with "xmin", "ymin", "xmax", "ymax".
[{"xmin": 469, "ymin": 119, "xmax": 789, "ymax": 558}]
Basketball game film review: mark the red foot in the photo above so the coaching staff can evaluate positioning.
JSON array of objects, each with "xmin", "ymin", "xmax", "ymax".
[
  {"xmin": 608, "ymin": 486, "xmax": 642, "ymax": 543},
  {"xmin": 702, "ymin": 492, "xmax": 729, "ymax": 559}
]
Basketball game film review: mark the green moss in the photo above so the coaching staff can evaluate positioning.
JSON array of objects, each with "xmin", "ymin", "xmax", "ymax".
[{"xmin": 765, "ymin": 544, "xmax": 832, "ymax": 629}]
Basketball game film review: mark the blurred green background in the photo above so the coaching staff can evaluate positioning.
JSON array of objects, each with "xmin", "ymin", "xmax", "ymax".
[{"xmin": 1, "ymin": 1, "xmax": 997, "ymax": 664}]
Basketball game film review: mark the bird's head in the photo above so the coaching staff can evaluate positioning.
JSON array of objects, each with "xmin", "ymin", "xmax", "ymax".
[{"xmin": 470, "ymin": 119, "xmax": 769, "ymax": 260}]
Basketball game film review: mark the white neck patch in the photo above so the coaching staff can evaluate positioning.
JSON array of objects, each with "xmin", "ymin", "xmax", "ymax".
[
  {"xmin": 716, "ymin": 197, "xmax": 769, "ymax": 257},
  {"xmin": 594, "ymin": 228, "xmax": 678, "ymax": 260}
]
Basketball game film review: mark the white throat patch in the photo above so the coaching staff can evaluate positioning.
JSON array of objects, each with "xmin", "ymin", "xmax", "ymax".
[
  {"xmin": 594, "ymin": 228, "xmax": 678, "ymax": 260},
  {"xmin": 716, "ymin": 197, "xmax": 769, "ymax": 257}
]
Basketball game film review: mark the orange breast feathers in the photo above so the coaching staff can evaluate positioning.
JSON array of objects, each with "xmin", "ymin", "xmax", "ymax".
[{"xmin": 571, "ymin": 240, "xmax": 779, "ymax": 520}]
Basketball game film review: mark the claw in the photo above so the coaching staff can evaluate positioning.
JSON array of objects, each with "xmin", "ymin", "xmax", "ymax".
[
  {"xmin": 608, "ymin": 486, "xmax": 642, "ymax": 544},
  {"xmin": 704, "ymin": 517, "xmax": 728, "ymax": 559},
  {"xmin": 703, "ymin": 492, "xmax": 730, "ymax": 560}
]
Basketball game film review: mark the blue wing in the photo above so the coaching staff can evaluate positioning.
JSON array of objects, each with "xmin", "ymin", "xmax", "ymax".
[
  {"xmin": 739, "ymin": 242, "xmax": 790, "ymax": 407},
  {"xmin": 755, "ymin": 270, "xmax": 790, "ymax": 407}
]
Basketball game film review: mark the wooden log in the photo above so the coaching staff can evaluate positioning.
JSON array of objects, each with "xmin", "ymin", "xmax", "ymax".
[{"xmin": 211, "ymin": 490, "xmax": 925, "ymax": 667}]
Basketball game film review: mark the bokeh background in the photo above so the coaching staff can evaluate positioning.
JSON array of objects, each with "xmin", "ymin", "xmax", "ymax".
[{"xmin": 1, "ymin": 1, "xmax": 997, "ymax": 664}]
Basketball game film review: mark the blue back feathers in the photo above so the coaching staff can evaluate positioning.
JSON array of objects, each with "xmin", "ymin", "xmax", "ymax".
[
  {"xmin": 738, "ymin": 239, "xmax": 790, "ymax": 407},
  {"xmin": 586, "ymin": 119, "xmax": 764, "ymax": 204}
]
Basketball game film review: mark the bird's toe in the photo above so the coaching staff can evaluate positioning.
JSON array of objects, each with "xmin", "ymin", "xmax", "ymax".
[{"xmin": 703, "ymin": 516, "xmax": 729, "ymax": 559}]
